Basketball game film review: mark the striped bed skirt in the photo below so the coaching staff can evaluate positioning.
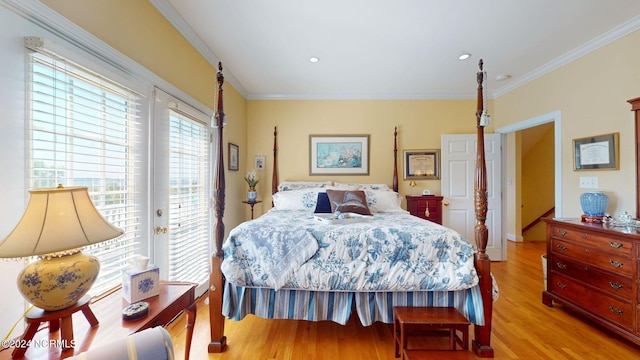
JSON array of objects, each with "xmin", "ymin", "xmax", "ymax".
[{"xmin": 222, "ymin": 281, "xmax": 485, "ymax": 326}]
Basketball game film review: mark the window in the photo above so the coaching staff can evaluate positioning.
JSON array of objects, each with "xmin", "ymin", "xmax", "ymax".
[
  {"xmin": 152, "ymin": 90, "xmax": 212, "ymax": 293},
  {"xmin": 167, "ymin": 108, "xmax": 211, "ymax": 284},
  {"xmin": 26, "ymin": 48, "xmax": 143, "ymax": 295}
]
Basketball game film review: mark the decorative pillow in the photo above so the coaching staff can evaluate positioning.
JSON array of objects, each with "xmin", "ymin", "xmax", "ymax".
[
  {"xmin": 365, "ymin": 190, "xmax": 404, "ymax": 213},
  {"xmin": 325, "ymin": 189, "xmax": 372, "ymax": 215},
  {"xmin": 277, "ymin": 181, "xmax": 333, "ymax": 192},
  {"xmin": 314, "ymin": 192, "xmax": 332, "ymax": 213},
  {"xmin": 333, "ymin": 182, "xmax": 391, "ymax": 191},
  {"xmin": 272, "ymin": 188, "xmax": 325, "ymax": 211}
]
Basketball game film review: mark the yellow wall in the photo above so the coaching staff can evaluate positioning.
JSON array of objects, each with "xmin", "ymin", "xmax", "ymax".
[
  {"xmin": 495, "ymin": 29, "xmax": 640, "ymax": 218},
  {"xmin": 42, "ymin": 0, "xmax": 249, "ymax": 228},
  {"xmin": 43, "ymin": 0, "xmax": 640, "ymax": 222},
  {"xmin": 521, "ymin": 125, "xmax": 555, "ymax": 241},
  {"xmin": 245, "ymin": 99, "xmax": 485, "ymax": 215}
]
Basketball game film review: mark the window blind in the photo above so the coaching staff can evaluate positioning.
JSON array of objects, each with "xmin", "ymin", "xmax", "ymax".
[
  {"xmin": 26, "ymin": 50, "xmax": 143, "ymax": 296},
  {"xmin": 166, "ymin": 109, "xmax": 211, "ymax": 285}
]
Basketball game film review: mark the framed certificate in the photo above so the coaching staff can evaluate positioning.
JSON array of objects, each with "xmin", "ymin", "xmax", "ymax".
[
  {"xmin": 403, "ymin": 149, "xmax": 440, "ymax": 179},
  {"xmin": 573, "ymin": 133, "xmax": 619, "ymax": 170}
]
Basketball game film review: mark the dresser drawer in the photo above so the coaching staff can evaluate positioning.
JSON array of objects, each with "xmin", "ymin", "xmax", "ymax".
[
  {"xmin": 550, "ymin": 238, "xmax": 633, "ymax": 276},
  {"xmin": 406, "ymin": 196, "xmax": 443, "ymax": 225},
  {"xmin": 549, "ymin": 224, "xmax": 633, "ymax": 256},
  {"xmin": 550, "ymin": 253, "xmax": 633, "ymax": 299},
  {"xmin": 550, "ymin": 273, "xmax": 633, "ymax": 330},
  {"xmin": 414, "ymin": 202, "xmax": 441, "ymax": 219}
]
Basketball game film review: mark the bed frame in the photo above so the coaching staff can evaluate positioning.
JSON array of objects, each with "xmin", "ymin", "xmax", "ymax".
[{"xmin": 207, "ymin": 61, "xmax": 494, "ymax": 357}]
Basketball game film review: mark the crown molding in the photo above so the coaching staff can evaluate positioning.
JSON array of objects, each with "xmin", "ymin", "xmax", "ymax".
[
  {"xmin": 149, "ymin": 0, "xmax": 247, "ymax": 98},
  {"xmin": 494, "ymin": 14, "xmax": 640, "ymax": 98},
  {"xmin": 0, "ymin": 0, "xmax": 213, "ymax": 116}
]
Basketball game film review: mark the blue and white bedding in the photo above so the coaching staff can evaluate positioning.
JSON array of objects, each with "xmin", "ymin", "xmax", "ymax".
[{"xmin": 221, "ymin": 209, "xmax": 479, "ymax": 293}]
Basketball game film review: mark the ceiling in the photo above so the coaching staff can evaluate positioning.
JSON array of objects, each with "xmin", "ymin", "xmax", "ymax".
[{"xmin": 151, "ymin": 0, "xmax": 640, "ymax": 100}]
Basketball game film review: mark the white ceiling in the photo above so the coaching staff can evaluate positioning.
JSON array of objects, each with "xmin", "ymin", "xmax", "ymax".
[{"xmin": 151, "ymin": 0, "xmax": 640, "ymax": 100}]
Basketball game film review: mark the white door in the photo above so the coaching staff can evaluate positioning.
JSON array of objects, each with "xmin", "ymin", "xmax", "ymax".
[
  {"xmin": 441, "ymin": 134, "xmax": 504, "ymax": 260},
  {"xmin": 153, "ymin": 88, "xmax": 213, "ymax": 296}
]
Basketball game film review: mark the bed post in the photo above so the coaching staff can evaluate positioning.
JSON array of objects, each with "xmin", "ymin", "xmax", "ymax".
[
  {"xmin": 208, "ymin": 62, "xmax": 227, "ymax": 353},
  {"xmin": 272, "ymin": 126, "xmax": 279, "ymax": 196},
  {"xmin": 392, "ymin": 126, "xmax": 399, "ymax": 192},
  {"xmin": 472, "ymin": 59, "xmax": 494, "ymax": 358}
]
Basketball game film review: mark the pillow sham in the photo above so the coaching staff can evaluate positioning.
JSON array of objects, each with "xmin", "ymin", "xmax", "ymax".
[
  {"xmin": 272, "ymin": 188, "xmax": 325, "ymax": 211},
  {"xmin": 313, "ymin": 192, "xmax": 332, "ymax": 213},
  {"xmin": 277, "ymin": 181, "xmax": 333, "ymax": 192},
  {"xmin": 364, "ymin": 190, "xmax": 404, "ymax": 213},
  {"xmin": 332, "ymin": 182, "xmax": 391, "ymax": 191},
  {"xmin": 325, "ymin": 189, "xmax": 372, "ymax": 215}
]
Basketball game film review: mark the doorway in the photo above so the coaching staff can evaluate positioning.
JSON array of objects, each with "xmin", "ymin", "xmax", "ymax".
[{"xmin": 495, "ymin": 111, "xmax": 563, "ymax": 245}]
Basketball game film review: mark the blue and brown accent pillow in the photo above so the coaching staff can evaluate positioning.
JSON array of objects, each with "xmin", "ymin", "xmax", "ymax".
[
  {"xmin": 314, "ymin": 192, "xmax": 332, "ymax": 213},
  {"xmin": 325, "ymin": 189, "xmax": 372, "ymax": 215}
]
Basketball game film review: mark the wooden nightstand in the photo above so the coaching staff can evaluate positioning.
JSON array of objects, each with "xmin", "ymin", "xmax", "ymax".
[
  {"xmin": 406, "ymin": 195, "xmax": 443, "ymax": 225},
  {"xmin": 3, "ymin": 282, "xmax": 196, "ymax": 360}
]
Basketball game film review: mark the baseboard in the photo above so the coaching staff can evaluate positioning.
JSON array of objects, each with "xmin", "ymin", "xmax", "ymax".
[{"xmin": 506, "ymin": 233, "xmax": 523, "ymax": 242}]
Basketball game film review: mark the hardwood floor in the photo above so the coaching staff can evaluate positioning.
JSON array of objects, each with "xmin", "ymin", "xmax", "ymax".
[{"xmin": 167, "ymin": 241, "xmax": 640, "ymax": 359}]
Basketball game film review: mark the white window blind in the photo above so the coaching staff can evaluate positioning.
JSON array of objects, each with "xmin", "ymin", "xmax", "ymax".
[
  {"xmin": 26, "ymin": 49, "xmax": 143, "ymax": 296},
  {"xmin": 167, "ymin": 108, "xmax": 211, "ymax": 285}
]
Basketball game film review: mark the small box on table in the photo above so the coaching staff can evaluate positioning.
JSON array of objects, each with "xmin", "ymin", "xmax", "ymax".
[{"xmin": 122, "ymin": 265, "xmax": 160, "ymax": 303}]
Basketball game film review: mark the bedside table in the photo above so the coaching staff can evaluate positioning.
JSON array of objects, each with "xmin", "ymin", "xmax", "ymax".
[{"xmin": 406, "ymin": 195, "xmax": 443, "ymax": 224}]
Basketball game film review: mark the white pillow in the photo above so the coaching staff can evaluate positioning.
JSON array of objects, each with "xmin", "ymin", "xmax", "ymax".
[
  {"xmin": 333, "ymin": 182, "xmax": 391, "ymax": 191},
  {"xmin": 277, "ymin": 181, "xmax": 333, "ymax": 192},
  {"xmin": 272, "ymin": 188, "xmax": 326, "ymax": 211},
  {"xmin": 364, "ymin": 190, "xmax": 404, "ymax": 212}
]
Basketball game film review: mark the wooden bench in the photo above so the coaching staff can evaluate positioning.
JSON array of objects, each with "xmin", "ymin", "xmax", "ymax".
[
  {"xmin": 403, "ymin": 349, "xmax": 477, "ymax": 360},
  {"xmin": 394, "ymin": 307, "xmax": 470, "ymax": 359}
]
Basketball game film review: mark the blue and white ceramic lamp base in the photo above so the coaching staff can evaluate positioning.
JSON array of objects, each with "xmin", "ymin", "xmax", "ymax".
[{"xmin": 580, "ymin": 191, "xmax": 609, "ymax": 223}]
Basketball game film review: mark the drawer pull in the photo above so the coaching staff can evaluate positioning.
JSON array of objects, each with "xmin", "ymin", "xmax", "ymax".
[
  {"xmin": 556, "ymin": 245, "xmax": 567, "ymax": 252},
  {"xmin": 556, "ymin": 262, "xmax": 567, "ymax": 270},
  {"xmin": 557, "ymin": 230, "xmax": 567, "ymax": 236},
  {"xmin": 608, "ymin": 305, "xmax": 623, "ymax": 315},
  {"xmin": 609, "ymin": 259, "xmax": 624, "ymax": 268},
  {"xmin": 609, "ymin": 281, "xmax": 624, "ymax": 290},
  {"xmin": 556, "ymin": 282, "xmax": 567, "ymax": 290},
  {"xmin": 609, "ymin": 242, "xmax": 623, "ymax": 249}
]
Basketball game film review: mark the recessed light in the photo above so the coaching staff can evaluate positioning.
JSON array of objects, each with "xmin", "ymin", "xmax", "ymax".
[
  {"xmin": 458, "ymin": 53, "xmax": 471, "ymax": 60},
  {"xmin": 495, "ymin": 74, "xmax": 511, "ymax": 81},
  {"xmin": 309, "ymin": 57, "xmax": 320, "ymax": 63}
]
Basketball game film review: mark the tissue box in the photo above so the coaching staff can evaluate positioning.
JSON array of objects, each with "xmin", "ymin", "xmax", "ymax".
[{"xmin": 122, "ymin": 265, "xmax": 160, "ymax": 303}]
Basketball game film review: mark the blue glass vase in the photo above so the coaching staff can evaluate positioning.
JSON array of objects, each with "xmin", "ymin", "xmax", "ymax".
[{"xmin": 580, "ymin": 191, "xmax": 609, "ymax": 216}]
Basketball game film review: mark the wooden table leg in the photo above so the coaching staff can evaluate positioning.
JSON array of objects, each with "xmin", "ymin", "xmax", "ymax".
[
  {"xmin": 59, "ymin": 315, "xmax": 74, "ymax": 350},
  {"xmin": 10, "ymin": 322, "xmax": 40, "ymax": 358},
  {"xmin": 184, "ymin": 302, "xmax": 197, "ymax": 360}
]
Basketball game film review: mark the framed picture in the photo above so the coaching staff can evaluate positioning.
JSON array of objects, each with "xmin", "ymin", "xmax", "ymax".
[
  {"xmin": 254, "ymin": 155, "xmax": 266, "ymax": 170},
  {"xmin": 403, "ymin": 149, "xmax": 440, "ymax": 179},
  {"xmin": 309, "ymin": 134, "xmax": 369, "ymax": 175},
  {"xmin": 228, "ymin": 143, "xmax": 239, "ymax": 171},
  {"xmin": 573, "ymin": 132, "xmax": 619, "ymax": 171}
]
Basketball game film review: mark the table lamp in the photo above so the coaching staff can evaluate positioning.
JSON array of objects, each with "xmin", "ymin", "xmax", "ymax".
[
  {"xmin": 409, "ymin": 180, "xmax": 417, "ymax": 195},
  {"xmin": 0, "ymin": 185, "xmax": 123, "ymax": 311}
]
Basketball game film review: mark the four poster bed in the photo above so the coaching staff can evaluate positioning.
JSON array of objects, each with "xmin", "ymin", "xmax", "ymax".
[{"xmin": 207, "ymin": 61, "xmax": 494, "ymax": 357}]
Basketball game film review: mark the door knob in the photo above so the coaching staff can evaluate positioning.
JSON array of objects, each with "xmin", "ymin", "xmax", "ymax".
[
  {"xmin": 155, "ymin": 226, "xmax": 168, "ymax": 234},
  {"xmin": 443, "ymin": 201, "xmax": 450, "ymax": 206}
]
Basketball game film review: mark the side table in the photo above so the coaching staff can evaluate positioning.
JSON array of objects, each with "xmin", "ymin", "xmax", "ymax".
[
  {"xmin": 242, "ymin": 200, "xmax": 262, "ymax": 219},
  {"xmin": 1, "ymin": 281, "xmax": 196, "ymax": 360}
]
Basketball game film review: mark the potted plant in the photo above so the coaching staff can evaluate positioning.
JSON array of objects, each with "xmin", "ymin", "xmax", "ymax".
[{"xmin": 245, "ymin": 169, "xmax": 259, "ymax": 201}]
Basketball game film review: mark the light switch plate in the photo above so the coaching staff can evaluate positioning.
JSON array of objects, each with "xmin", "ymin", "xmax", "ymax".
[{"xmin": 579, "ymin": 176, "xmax": 598, "ymax": 189}]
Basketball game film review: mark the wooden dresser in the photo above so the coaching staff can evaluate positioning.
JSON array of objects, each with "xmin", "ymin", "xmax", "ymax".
[
  {"xmin": 406, "ymin": 195, "xmax": 443, "ymax": 225},
  {"xmin": 542, "ymin": 218, "xmax": 640, "ymax": 346}
]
